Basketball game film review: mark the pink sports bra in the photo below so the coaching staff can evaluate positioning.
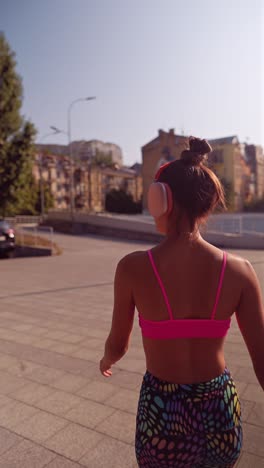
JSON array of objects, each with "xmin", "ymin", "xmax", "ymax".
[{"xmin": 138, "ymin": 250, "xmax": 231, "ymax": 339}]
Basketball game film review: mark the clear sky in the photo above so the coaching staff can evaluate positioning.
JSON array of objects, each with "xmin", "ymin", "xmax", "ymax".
[{"xmin": 1, "ymin": 0, "xmax": 263, "ymax": 165}]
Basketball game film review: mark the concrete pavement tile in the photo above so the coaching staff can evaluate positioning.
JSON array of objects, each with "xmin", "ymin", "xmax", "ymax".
[
  {"xmin": 127, "ymin": 347, "xmax": 145, "ymax": 360},
  {"xmin": 10, "ymin": 323, "xmax": 34, "ymax": 333},
  {"xmin": 36, "ymin": 389, "xmax": 83, "ymax": 416},
  {"xmin": 76, "ymin": 362, "xmax": 103, "ymax": 379},
  {"xmin": 0, "ymin": 394, "xmax": 13, "ymax": 407},
  {"xmin": 44, "ymin": 423, "xmax": 103, "ymax": 461},
  {"xmin": 49, "ymin": 342, "xmax": 78, "ymax": 356},
  {"xmin": 80, "ymin": 436, "xmax": 136, "ymax": 467},
  {"xmin": 0, "ymin": 426, "xmax": 23, "ymax": 456},
  {"xmin": 240, "ymin": 399, "xmax": 256, "ymax": 422},
  {"xmin": 65, "ymin": 399, "xmax": 116, "ymax": 428},
  {"xmin": 242, "ymin": 422, "xmax": 264, "ymax": 457},
  {"xmin": 77, "ymin": 380, "xmax": 118, "ymax": 402},
  {"xmin": 56, "ymin": 333, "xmax": 85, "ymax": 344},
  {"xmin": 234, "ymin": 366, "xmax": 259, "ymax": 385},
  {"xmin": 72, "ymin": 347, "xmax": 102, "ymax": 361},
  {"xmin": 32, "ymin": 337, "xmax": 58, "ymax": 349},
  {"xmin": 15, "ymin": 410, "xmax": 68, "ymax": 443},
  {"xmin": 46, "ymin": 355, "xmax": 93, "ymax": 375},
  {"xmin": 226, "ymin": 334, "xmax": 244, "ymax": 344},
  {"xmin": 241, "ymin": 383, "xmax": 264, "ymax": 404},
  {"xmin": 45, "ymin": 456, "xmax": 82, "ymax": 468},
  {"xmin": 226, "ymin": 353, "xmax": 252, "ymax": 368},
  {"xmin": 95, "ymin": 410, "xmax": 136, "ymax": 444},
  {"xmin": 29, "ymin": 326, "xmax": 50, "ymax": 336},
  {"xmin": 237, "ymin": 452, "xmax": 264, "ymax": 467},
  {"xmin": 0, "ymin": 439, "xmax": 56, "ymax": 468},
  {"xmin": 116, "ymin": 357, "xmax": 146, "ymax": 374},
  {"xmin": 106, "ymin": 388, "xmax": 139, "ymax": 414},
  {"xmin": 247, "ymin": 402, "xmax": 264, "ymax": 427},
  {"xmin": 80, "ymin": 337, "xmax": 104, "ymax": 350},
  {"xmin": 51, "ymin": 373, "xmax": 90, "ymax": 393},
  {"xmin": 7, "ymin": 360, "xmax": 41, "ymax": 378},
  {"xmin": 28, "ymin": 365, "xmax": 66, "ymax": 384},
  {"xmin": 235, "ymin": 381, "xmax": 248, "ymax": 398},
  {"xmin": 43, "ymin": 330, "xmax": 69, "ymax": 340},
  {"xmin": 0, "ymin": 354, "xmax": 18, "ymax": 370},
  {"xmin": 111, "ymin": 370, "xmax": 143, "ymax": 390},
  {"xmin": 86, "ymin": 329, "xmax": 110, "ymax": 339},
  {"xmin": 0, "ymin": 371, "xmax": 28, "ymax": 395},
  {"xmin": 0, "ymin": 399, "xmax": 38, "ymax": 430},
  {"xmin": 0, "ymin": 327, "xmax": 19, "ymax": 341},
  {"xmin": 12, "ymin": 333, "xmax": 42, "ymax": 346},
  {"xmin": 10, "ymin": 381, "xmax": 54, "ymax": 404}
]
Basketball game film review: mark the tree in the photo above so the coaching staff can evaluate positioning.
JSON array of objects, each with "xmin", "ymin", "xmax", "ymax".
[
  {"xmin": 0, "ymin": 32, "xmax": 37, "ymax": 216},
  {"xmin": 34, "ymin": 181, "xmax": 54, "ymax": 214},
  {"xmin": 244, "ymin": 198, "xmax": 264, "ymax": 212},
  {"xmin": 105, "ymin": 189, "xmax": 142, "ymax": 214},
  {"xmin": 92, "ymin": 150, "xmax": 114, "ymax": 167}
]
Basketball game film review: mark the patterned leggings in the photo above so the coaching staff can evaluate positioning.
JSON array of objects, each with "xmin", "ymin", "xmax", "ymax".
[{"xmin": 135, "ymin": 368, "xmax": 242, "ymax": 467}]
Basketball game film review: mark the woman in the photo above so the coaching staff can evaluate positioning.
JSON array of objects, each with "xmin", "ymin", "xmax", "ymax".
[{"xmin": 100, "ymin": 136, "xmax": 264, "ymax": 467}]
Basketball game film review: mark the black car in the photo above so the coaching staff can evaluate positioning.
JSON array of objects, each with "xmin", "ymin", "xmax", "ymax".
[{"xmin": 0, "ymin": 220, "xmax": 16, "ymax": 258}]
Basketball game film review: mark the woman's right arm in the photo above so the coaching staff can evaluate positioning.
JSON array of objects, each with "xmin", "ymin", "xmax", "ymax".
[{"xmin": 236, "ymin": 260, "xmax": 264, "ymax": 390}]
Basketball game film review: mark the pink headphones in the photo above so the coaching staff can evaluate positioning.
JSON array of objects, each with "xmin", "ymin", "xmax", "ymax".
[{"xmin": 147, "ymin": 162, "xmax": 174, "ymax": 218}]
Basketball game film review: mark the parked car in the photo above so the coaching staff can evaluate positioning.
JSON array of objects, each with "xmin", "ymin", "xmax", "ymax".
[{"xmin": 0, "ymin": 219, "xmax": 16, "ymax": 258}]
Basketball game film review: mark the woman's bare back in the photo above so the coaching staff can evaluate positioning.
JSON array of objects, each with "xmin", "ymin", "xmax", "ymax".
[{"xmin": 128, "ymin": 236, "xmax": 246, "ymax": 383}]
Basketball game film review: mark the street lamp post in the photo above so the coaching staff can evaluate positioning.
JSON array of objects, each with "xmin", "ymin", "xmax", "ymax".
[
  {"xmin": 67, "ymin": 97, "xmax": 96, "ymax": 219},
  {"xmin": 38, "ymin": 128, "xmax": 64, "ymax": 218}
]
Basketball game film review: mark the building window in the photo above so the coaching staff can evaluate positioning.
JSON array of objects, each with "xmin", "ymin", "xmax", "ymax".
[{"xmin": 209, "ymin": 149, "xmax": 223, "ymax": 164}]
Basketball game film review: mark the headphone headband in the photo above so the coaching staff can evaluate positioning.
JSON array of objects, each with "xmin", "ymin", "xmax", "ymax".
[{"xmin": 154, "ymin": 161, "xmax": 172, "ymax": 181}]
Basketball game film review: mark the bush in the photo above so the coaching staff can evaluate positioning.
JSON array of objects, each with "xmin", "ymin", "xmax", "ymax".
[
  {"xmin": 243, "ymin": 198, "xmax": 264, "ymax": 212},
  {"xmin": 105, "ymin": 189, "xmax": 142, "ymax": 214}
]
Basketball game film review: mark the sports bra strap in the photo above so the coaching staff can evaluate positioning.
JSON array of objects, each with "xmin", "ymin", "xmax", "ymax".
[
  {"xmin": 211, "ymin": 251, "xmax": 227, "ymax": 320},
  {"xmin": 148, "ymin": 250, "xmax": 174, "ymax": 320}
]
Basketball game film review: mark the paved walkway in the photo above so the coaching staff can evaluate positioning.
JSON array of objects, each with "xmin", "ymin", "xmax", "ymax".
[{"xmin": 0, "ymin": 233, "xmax": 263, "ymax": 467}]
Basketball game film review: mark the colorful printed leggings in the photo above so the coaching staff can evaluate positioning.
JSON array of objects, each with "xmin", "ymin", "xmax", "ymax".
[{"xmin": 135, "ymin": 368, "xmax": 242, "ymax": 467}]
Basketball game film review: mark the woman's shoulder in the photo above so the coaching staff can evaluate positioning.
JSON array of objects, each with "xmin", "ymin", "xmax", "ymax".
[{"xmin": 117, "ymin": 249, "xmax": 150, "ymax": 275}]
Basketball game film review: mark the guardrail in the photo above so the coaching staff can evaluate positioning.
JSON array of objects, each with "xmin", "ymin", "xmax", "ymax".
[
  {"xmin": 205, "ymin": 214, "xmax": 264, "ymax": 237},
  {"xmin": 17, "ymin": 226, "xmax": 54, "ymax": 249}
]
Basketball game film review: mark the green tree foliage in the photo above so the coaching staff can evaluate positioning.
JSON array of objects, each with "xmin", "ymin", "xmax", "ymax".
[
  {"xmin": 92, "ymin": 150, "xmax": 114, "ymax": 167},
  {"xmin": 0, "ymin": 33, "xmax": 37, "ymax": 216},
  {"xmin": 34, "ymin": 181, "xmax": 55, "ymax": 214},
  {"xmin": 105, "ymin": 189, "xmax": 142, "ymax": 214}
]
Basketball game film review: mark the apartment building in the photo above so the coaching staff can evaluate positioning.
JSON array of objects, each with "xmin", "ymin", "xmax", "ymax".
[
  {"xmin": 207, "ymin": 136, "xmax": 253, "ymax": 211},
  {"xmin": 245, "ymin": 144, "xmax": 264, "ymax": 200},
  {"xmin": 141, "ymin": 129, "xmax": 188, "ymax": 210},
  {"xmin": 34, "ymin": 152, "xmax": 142, "ymax": 213}
]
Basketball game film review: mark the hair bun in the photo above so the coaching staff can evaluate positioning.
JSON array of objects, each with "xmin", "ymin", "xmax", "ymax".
[{"xmin": 181, "ymin": 136, "xmax": 212, "ymax": 166}]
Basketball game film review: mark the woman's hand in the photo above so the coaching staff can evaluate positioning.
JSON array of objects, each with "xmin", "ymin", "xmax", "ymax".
[{"xmin": 100, "ymin": 357, "xmax": 113, "ymax": 377}]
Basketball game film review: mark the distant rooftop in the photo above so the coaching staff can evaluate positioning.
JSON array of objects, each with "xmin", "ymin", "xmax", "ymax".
[
  {"xmin": 142, "ymin": 128, "xmax": 187, "ymax": 149},
  {"xmin": 208, "ymin": 136, "xmax": 239, "ymax": 146}
]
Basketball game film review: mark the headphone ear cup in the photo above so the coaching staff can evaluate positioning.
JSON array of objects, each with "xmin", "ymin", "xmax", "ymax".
[{"xmin": 148, "ymin": 182, "xmax": 173, "ymax": 218}]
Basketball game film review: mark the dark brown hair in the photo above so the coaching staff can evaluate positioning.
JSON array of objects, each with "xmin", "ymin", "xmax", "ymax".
[{"xmin": 157, "ymin": 136, "xmax": 226, "ymax": 230}]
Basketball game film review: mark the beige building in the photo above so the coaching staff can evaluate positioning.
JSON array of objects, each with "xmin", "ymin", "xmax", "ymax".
[
  {"xmin": 34, "ymin": 152, "xmax": 142, "ymax": 213},
  {"xmin": 142, "ymin": 129, "xmax": 188, "ymax": 210},
  {"xmin": 245, "ymin": 144, "xmax": 264, "ymax": 200},
  {"xmin": 207, "ymin": 136, "xmax": 252, "ymax": 211},
  {"xmin": 141, "ymin": 131, "xmax": 259, "ymax": 213},
  {"xmin": 36, "ymin": 138, "xmax": 123, "ymax": 167}
]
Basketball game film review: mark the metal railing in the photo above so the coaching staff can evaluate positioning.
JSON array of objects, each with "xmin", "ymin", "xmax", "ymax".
[
  {"xmin": 205, "ymin": 214, "xmax": 264, "ymax": 237},
  {"xmin": 5, "ymin": 215, "xmax": 42, "ymax": 227},
  {"xmin": 17, "ymin": 225, "xmax": 54, "ymax": 249}
]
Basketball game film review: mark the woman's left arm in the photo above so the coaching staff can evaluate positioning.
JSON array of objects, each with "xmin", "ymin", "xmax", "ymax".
[{"xmin": 100, "ymin": 256, "xmax": 135, "ymax": 377}]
